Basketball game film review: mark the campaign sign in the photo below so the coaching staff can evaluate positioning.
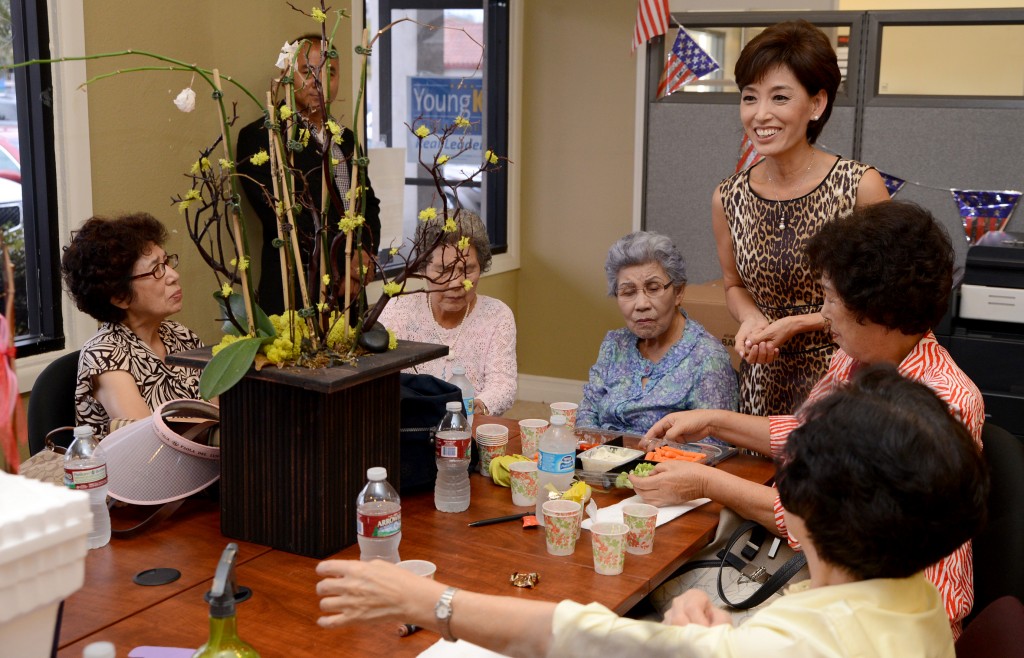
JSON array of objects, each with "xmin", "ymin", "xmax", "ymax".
[{"xmin": 407, "ymin": 76, "xmax": 483, "ymax": 164}]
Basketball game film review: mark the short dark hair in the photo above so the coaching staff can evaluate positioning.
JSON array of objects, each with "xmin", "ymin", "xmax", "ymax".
[
  {"xmin": 734, "ymin": 20, "xmax": 841, "ymax": 144},
  {"xmin": 777, "ymin": 364, "xmax": 988, "ymax": 581},
  {"xmin": 61, "ymin": 213, "xmax": 169, "ymax": 323},
  {"xmin": 805, "ymin": 200, "xmax": 953, "ymax": 335}
]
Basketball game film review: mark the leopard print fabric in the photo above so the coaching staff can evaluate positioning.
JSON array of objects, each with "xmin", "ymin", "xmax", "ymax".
[{"xmin": 720, "ymin": 157, "xmax": 872, "ymax": 416}]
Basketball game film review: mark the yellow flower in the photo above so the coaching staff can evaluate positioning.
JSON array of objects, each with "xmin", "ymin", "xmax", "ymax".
[
  {"xmin": 387, "ymin": 328, "xmax": 398, "ymax": 350},
  {"xmin": 186, "ymin": 189, "xmax": 202, "ymax": 201},
  {"xmin": 443, "ymin": 218, "xmax": 458, "ymax": 233},
  {"xmin": 311, "ymin": 7, "xmax": 327, "ymax": 23},
  {"xmin": 316, "ymin": 301, "xmax": 328, "ymax": 312},
  {"xmin": 414, "ymin": 125, "xmax": 430, "ymax": 138},
  {"xmin": 190, "ymin": 157, "xmax": 212, "ymax": 175},
  {"xmin": 177, "ymin": 188, "xmax": 202, "ymax": 214},
  {"xmin": 418, "ymin": 207, "xmax": 437, "ymax": 222},
  {"xmin": 383, "ymin": 281, "xmax": 402, "ymax": 297},
  {"xmin": 326, "ymin": 119, "xmax": 343, "ymax": 144},
  {"xmin": 389, "ymin": 247, "xmax": 399, "ymax": 256},
  {"xmin": 457, "ymin": 235, "xmax": 471, "ymax": 252},
  {"xmin": 220, "ymin": 282, "xmax": 233, "ymax": 298},
  {"xmin": 360, "ymin": 265, "xmax": 368, "ymax": 275},
  {"xmin": 454, "ymin": 115, "xmax": 471, "ymax": 128},
  {"xmin": 228, "ymin": 256, "xmax": 251, "ymax": 271},
  {"xmin": 337, "ymin": 213, "xmax": 366, "ymax": 233},
  {"xmin": 279, "ymin": 105, "xmax": 293, "ymax": 121},
  {"xmin": 250, "ymin": 150, "xmax": 270, "ymax": 166},
  {"xmin": 219, "ymin": 158, "xmax": 234, "ymax": 170},
  {"xmin": 212, "ymin": 333, "xmax": 242, "ymax": 356},
  {"xmin": 299, "ymin": 128, "xmax": 310, "ymax": 147},
  {"xmin": 437, "ymin": 155, "xmax": 449, "ymax": 165},
  {"xmin": 332, "ymin": 157, "xmax": 340, "ymax": 166},
  {"xmin": 322, "ymin": 274, "xmax": 331, "ymax": 286},
  {"xmin": 462, "ymin": 279, "xmax": 474, "ymax": 291},
  {"xmin": 484, "ymin": 149, "xmax": 499, "ymax": 165}
]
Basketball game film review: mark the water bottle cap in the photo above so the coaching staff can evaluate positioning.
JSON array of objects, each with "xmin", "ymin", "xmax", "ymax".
[
  {"xmin": 367, "ymin": 467, "xmax": 388, "ymax": 481},
  {"xmin": 550, "ymin": 415, "xmax": 566, "ymax": 426},
  {"xmin": 451, "ymin": 364, "xmax": 466, "ymax": 375},
  {"xmin": 446, "ymin": 401, "xmax": 463, "ymax": 412},
  {"xmin": 74, "ymin": 425, "xmax": 94, "ymax": 438},
  {"xmin": 82, "ymin": 642, "xmax": 116, "ymax": 658}
]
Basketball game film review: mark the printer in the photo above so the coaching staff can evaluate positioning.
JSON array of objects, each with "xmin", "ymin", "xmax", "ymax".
[{"xmin": 937, "ymin": 232, "xmax": 1024, "ymax": 439}]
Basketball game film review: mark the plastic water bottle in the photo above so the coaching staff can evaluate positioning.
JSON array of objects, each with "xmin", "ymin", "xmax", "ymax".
[
  {"xmin": 434, "ymin": 401, "xmax": 472, "ymax": 513},
  {"xmin": 448, "ymin": 364, "xmax": 476, "ymax": 430},
  {"xmin": 64, "ymin": 425, "xmax": 111, "ymax": 549},
  {"xmin": 356, "ymin": 467, "xmax": 402, "ymax": 563},
  {"xmin": 535, "ymin": 414, "xmax": 576, "ymax": 526}
]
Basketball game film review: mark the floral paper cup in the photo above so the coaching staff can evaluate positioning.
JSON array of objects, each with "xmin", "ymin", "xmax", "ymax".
[
  {"xmin": 622, "ymin": 503, "xmax": 658, "ymax": 555},
  {"xmin": 549, "ymin": 402, "xmax": 578, "ymax": 430},
  {"xmin": 591, "ymin": 522, "xmax": 629, "ymax": 575},
  {"xmin": 517, "ymin": 419, "xmax": 548, "ymax": 458},
  {"xmin": 509, "ymin": 461, "xmax": 539, "ymax": 506},
  {"xmin": 475, "ymin": 424, "xmax": 509, "ymax": 476},
  {"xmin": 542, "ymin": 500, "xmax": 582, "ymax": 556}
]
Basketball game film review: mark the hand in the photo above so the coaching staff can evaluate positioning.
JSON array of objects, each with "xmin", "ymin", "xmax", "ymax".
[
  {"xmin": 473, "ymin": 399, "xmax": 489, "ymax": 416},
  {"xmin": 742, "ymin": 317, "xmax": 799, "ymax": 365},
  {"xmin": 734, "ymin": 315, "xmax": 768, "ymax": 361},
  {"xmin": 642, "ymin": 410, "xmax": 715, "ymax": 451},
  {"xmin": 315, "ymin": 559, "xmax": 444, "ymax": 629},
  {"xmin": 629, "ymin": 460, "xmax": 709, "ymax": 507},
  {"xmin": 662, "ymin": 590, "xmax": 733, "ymax": 627}
]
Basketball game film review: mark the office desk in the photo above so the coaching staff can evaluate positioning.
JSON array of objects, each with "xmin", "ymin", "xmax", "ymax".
[{"xmin": 58, "ymin": 418, "xmax": 774, "ymax": 657}]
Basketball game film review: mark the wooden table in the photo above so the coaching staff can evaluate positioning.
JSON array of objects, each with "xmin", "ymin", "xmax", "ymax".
[{"xmin": 57, "ymin": 418, "xmax": 774, "ymax": 657}]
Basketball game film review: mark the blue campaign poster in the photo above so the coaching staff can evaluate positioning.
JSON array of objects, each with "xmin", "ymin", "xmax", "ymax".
[{"xmin": 407, "ymin": 76, "xmax": 483, "ymax": 164}]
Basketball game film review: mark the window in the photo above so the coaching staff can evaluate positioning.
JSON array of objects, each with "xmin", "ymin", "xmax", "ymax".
[
  {"xmin": 2, "ymin": 0, "xmax": 61, "ymax": 357},
  {"xmin": 367, "ymin": 0, "xmax": 509, "ymax": 266}
]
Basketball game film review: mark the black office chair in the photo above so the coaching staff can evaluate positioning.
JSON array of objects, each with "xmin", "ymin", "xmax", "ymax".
[
  {"xmin": 27, "ymin": 349, "xmax": 80, "ymax": 455},
  {"xmin": 966, "ymin": 423, "xmax": 1024, "ymax": 627}
]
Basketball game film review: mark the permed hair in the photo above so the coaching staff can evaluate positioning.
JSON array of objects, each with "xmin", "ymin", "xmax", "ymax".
[
  {"xmin": 415, "ymin": 209, "xmax": 493, "ymax": 273},
  {"xmin": 604, "ymin": 231, "xmax": 687, "ymax": 297},
  {"xmin": 734, "ymin": 20, "xmax": 841, "ymax": 144},
  {"xmin": 777, "ymin": 363, "xmax": 988, "ymax": 581},
  {"xmin": 805, "ymin": 200, "xmax": 954, "ymax": 335},
  {"xmin": 61, "ymin": 213, "xmax": 169, "ymax": 324}
]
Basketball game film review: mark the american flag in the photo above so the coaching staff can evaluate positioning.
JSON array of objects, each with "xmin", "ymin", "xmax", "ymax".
[
  {"xmin": 656, "ymin": 27, "xmax": 720, "ymax": 99},
  {"xmin": 878, "ymin": 170, "xmax": 906, "ymax": 198},
  {"xmin": 632, "ymin": 0, "xmax": 670, "ymax": 53},
  {"xmin": 736, "ymin": 134, "xmax": 764, "ymax": 173},
  {"xmin": 951, "ymin": 189, "xmax": 1022, "ymax": 243}
]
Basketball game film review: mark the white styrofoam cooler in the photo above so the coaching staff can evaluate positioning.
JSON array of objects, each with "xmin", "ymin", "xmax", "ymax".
[{"xmin": 0, "ymin": 471, "xmax": 91, "ymax": 658}]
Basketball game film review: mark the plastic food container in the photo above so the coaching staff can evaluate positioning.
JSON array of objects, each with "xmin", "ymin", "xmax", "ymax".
[
  {"xmin": 0, "ymin": 472, "xmax": 91, "ymax": 658},
  {"xmin": 578, "ymin": 445, "xmax": 645, "ymax": 473}
]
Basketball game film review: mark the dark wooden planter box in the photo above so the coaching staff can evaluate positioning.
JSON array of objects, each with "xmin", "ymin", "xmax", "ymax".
[{"xmin": 168, "ymin": 340, "xmax": 446, "ymax": 558}]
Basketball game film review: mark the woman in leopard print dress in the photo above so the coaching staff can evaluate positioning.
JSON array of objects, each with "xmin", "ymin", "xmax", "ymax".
[{"xmin": 712, "ymin": 21, "xmax": 890, "ymax": 415}]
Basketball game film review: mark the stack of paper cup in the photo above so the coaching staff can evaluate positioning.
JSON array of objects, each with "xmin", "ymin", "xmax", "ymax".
[
  {"xmin": 549, "ymin": 402, "xmax": 578, "ymax": 430},
  {"xmin": 517, "ymin": 418, "xmax": 548, "ymax": 457},
  {"xmin": 475, "ymin": 423, "xmax": 509, "ymax": 476}
]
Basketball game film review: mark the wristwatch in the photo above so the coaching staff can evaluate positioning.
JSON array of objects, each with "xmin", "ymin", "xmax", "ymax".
[{"xmin": 435, "ymin": 586, "xmax": 459, "ymax": 642}]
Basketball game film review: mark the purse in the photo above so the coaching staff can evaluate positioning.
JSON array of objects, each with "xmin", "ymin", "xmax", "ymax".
[
  {"xmin": 398, "ymin": 373, "xmax": 472, "ymax": 494},
  {"xmin": 650, "ymin": 507, "xmax": 809, "ymax": 625}
]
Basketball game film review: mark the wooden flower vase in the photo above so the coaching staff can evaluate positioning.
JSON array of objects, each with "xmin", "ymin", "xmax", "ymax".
[{"xmin": 168, "ymin": 340, "xmax": 446, "ymax": 558}]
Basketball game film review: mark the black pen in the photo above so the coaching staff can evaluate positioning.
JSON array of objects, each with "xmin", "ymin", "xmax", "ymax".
[{"xmin": 467, "ymin": 512, "xmax": 531, "ymax": 527}]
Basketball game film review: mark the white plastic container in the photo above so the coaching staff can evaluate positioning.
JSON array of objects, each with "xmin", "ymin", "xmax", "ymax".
[{"xmin": 0, "ymin": 471, "xmax": 91, "ymax": 658}]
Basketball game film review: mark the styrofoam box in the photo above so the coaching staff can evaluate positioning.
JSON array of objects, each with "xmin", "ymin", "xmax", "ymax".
[{"xmin": 0, "ymin": 471, "xmax": 91, "ymax": 658}]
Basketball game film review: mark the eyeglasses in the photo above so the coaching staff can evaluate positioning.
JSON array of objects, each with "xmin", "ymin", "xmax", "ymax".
[
  {"xmin": 129, "ymin": 254, "xmax": 179, "ymax": 281},
  {"xmin": 615, "ymin": 280, "xmax": 674, "ymax": 301}
]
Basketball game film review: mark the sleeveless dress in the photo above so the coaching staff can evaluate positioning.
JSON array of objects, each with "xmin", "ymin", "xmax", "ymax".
[{"xmin": 719, "ymin": 157, "xmax": 872, "ymax": 416}]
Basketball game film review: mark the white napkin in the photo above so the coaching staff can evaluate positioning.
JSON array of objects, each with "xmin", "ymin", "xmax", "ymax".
[
  {"xmin": 581, "ymin": 494, "xmax": 710, "ymax": 530},
  {"xmin": 418, "ymin": 638, "xmax": 511, "ymax": 657}
]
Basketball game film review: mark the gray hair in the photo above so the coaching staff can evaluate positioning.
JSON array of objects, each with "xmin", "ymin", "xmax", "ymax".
[
  {"xmin": 604, "ymin": 231, "xmax": 687, "ymax": 296},
  {"xmin": 415, "ymin": 209, "xmax": 493, "ymax": 272}
]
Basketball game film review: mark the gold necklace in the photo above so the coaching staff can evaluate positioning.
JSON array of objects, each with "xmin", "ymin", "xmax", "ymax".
[{"xmin": 765, "ymin": 150, "xmax": 815, "ymax": 231}]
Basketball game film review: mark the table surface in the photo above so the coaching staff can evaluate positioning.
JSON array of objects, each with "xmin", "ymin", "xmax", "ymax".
[{"xmin": 57, "ymin": 417, "xmax": 774, "ymax": 657}]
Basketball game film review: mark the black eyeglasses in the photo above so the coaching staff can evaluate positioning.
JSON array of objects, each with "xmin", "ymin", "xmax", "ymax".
[
  {"xmin": 129, "ymin": 254, "xmax": 179, "ymax": 281},
  {"xmin": 615, "ymin": 280, "xmax": 673, "ymax": 301}
]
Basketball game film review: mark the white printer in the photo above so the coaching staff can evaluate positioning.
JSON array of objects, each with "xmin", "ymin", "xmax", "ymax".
[{"xmin": 960, "ymin": 233, "xmax": 1024, "ymax": 324}]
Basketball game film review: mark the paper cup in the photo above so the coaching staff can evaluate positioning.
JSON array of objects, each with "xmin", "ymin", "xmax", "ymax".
[
  {"xmin": 549, "ymin": 402, "xmax": 578, "ymax": 430},
  {"xmin": 476, "ymin": 438, "xmax": 508, "ymax": 476},
  {"xmin": 622, "ymin": 503, "xmax": 658, "ymax": 555},
  {"xmin": 517, "ymin": 419, "xmax": 548, "ymax": 457},
  {"xmin": 542, "ymin": 500, "xmax": 582, "ymax": 556},
  {"xmin": 396, "ymin": 559, "xmax": 437, "ymax": 579},
  {"xmin": 509, "ymin": 461, "xmax": 538, "ymax": 506},
  {"xmin": 591, "ymin": 522, "xmax": 629, "ymax": 575}
]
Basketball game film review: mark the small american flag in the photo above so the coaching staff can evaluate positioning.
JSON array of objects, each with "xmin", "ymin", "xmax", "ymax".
[
  {"xmin": 736, "ymin": 134, "xmax": 764, "ymax": 173},
  {"xmin": 632, "ymin": 0, "xmax": 670, "ymax": 53},
  {"xmin": 951, "ymin": 189, "xmax": 1022, "ymax": 243},
  {"xmin": 656, "ymin": 27, "xmax": 720, "ymax": 99}
]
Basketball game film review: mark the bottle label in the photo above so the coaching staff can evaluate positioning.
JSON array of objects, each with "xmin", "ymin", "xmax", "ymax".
[
  {"xmin": 464, "ymin": 397, "xmax": 475, "ymax": 421},
  {"xmin": 538, "ymin": 451, "xmax": 575, "ymax": 474},
  {"xmin": 64, "ymin": 463, "xmax": 108, "ymax": 490},
  {"xmin": 357, "ymin": 509, "xmax": 402, "ymax": 538},
  {"xmin": 436, "ymin": 435, "xmax": 472, "ymax": 460}
]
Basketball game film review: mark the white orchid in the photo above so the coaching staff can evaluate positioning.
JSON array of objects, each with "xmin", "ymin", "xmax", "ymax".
[
  {"xmin": 173, "ymin": 87, "xmax": 196, "ymax": 113},
  {"xmin": 276, "ymin": 41, "xmax": 298, "ymax": 70}
]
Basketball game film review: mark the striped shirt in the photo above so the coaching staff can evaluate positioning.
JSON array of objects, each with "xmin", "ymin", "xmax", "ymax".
[{"xmin": 767, "ymin": 332, "xmax": 984, "ymax": 637}]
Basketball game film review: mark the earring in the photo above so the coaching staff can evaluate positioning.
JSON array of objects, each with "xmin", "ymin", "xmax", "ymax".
[{"xmin": 811, "ymin": 115, "xmax": 819, "ymax": 121}]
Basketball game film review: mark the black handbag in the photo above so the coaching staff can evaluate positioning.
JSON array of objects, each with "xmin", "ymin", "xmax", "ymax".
[{"xmin": 398, "ymin": 374, "xmax": 476, "ymax": 494}]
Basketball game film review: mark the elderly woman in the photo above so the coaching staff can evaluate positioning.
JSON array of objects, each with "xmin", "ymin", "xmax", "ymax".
[
  {"xmin": 61, "ymin": 213, "xmax": 203, "ymax": 436},
  {"xmin": 379, "ymin": 210, "xmax": 517, "ymax": 416},
  {"xmin": 637, "ymin": 200, "xmax": 983, "ymax": 636},
  {"xmin": 714, "ymin": 20, "xmax": 890, "ymax": 415},
  {"xmin": 316, "ymin": 365, "xmax": 987, "ymax": 657},
  {"xmin": 577, "ymin": 231, "xmax": 737, "ymax": 435}
]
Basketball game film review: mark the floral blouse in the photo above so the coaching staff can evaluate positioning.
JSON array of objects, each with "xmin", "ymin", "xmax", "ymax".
[{"xmin": 577, "ymin": 315, "xmax": 738, "ymax": 435}]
